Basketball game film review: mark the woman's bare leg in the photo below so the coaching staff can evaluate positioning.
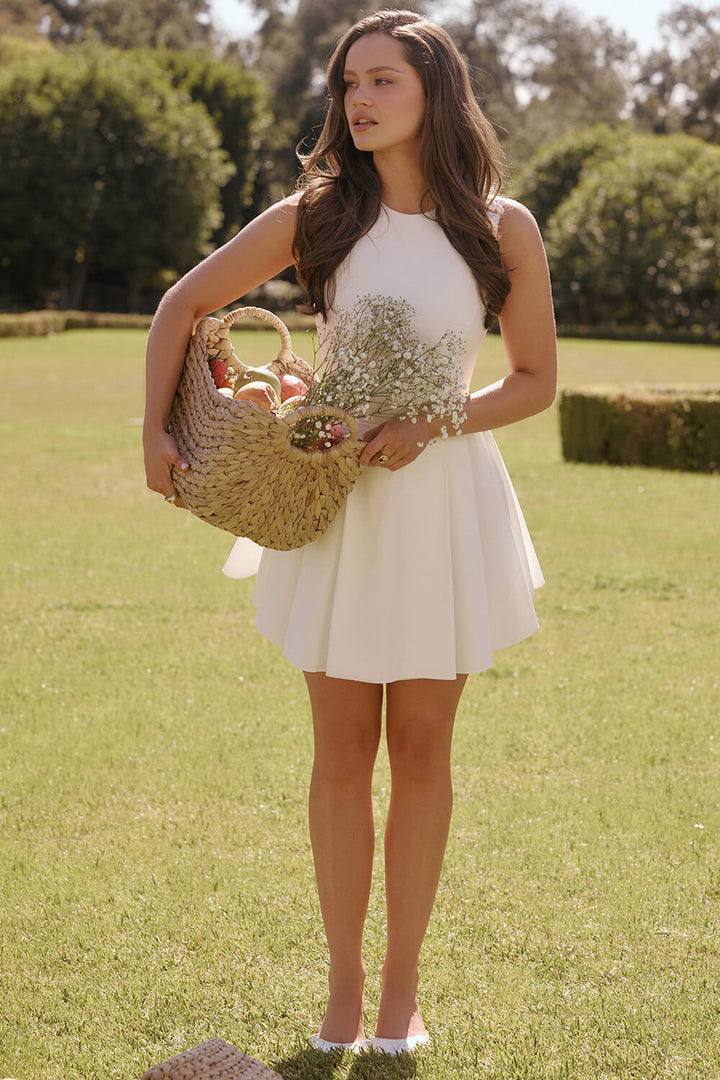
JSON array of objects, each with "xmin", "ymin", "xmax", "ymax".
[
  {"xmin": 375, "ymin": 675, "xmax": 467, "ymax": 1039},
  {"xmin": 304, "ymin": 672, "xmax": 383, "ymax": 1043}
]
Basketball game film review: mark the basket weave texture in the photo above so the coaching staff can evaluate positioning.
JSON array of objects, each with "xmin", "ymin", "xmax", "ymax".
[
  {"xmin": 168, "ymin": 306, "xmax": 364, "ymax": 550},
  {"xmin": 140, "ymin": 1038, "xmax": 283, "ymax": 1080}
]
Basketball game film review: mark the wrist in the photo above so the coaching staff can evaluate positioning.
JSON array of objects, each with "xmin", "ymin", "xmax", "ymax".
[
  {"xmin": 424, "ymin": 409, "xmax": 462, "ymax": 441},
  {"xmin": 143, "ymin": 418, "xmax": 170, "ymax": 443}
]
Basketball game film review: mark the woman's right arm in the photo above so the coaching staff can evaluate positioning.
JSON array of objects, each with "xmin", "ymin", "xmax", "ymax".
[{"xmin": 143, "ymin": 196, "xmax": 299, "ymax": 500}]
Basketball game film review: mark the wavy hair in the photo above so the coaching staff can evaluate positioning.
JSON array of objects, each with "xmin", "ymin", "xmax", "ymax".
[{"xmin": 293, "ymin": 9, "xmax": 511, "ymax": 327}]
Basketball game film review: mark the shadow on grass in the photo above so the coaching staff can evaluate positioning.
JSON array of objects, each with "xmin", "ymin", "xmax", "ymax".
[
  {"xmin": 271, "ymin": 1046, "xmax": 343, "ymax": 1079},
  {"xmin": 347, "ymin": 1051, "xmax": 418, "ymax": 1079},
  {"xmin": 271, "ymin": 1047, "xmax": 418, "ymax": 1079}
]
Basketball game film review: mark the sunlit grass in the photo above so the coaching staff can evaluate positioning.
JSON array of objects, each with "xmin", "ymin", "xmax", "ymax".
[{"xmin": 0, "ymin": 329, "xmax": 718, "ymax": 1079}]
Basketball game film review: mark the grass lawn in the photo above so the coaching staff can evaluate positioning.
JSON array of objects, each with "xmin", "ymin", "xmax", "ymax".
[{"xmin": 0, "ymin": 328, "xmax": 719, "ymax": 1080}]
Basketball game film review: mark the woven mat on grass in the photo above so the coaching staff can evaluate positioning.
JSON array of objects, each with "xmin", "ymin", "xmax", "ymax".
[{"xmin": 141, "ymin": 1039, "xmax": 283, "ymax": 1080}]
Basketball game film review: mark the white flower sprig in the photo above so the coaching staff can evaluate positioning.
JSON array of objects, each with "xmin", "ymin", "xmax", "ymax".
[{"xmin": 301, "ymin": 294, "xmax": 468, "ymax": 437}]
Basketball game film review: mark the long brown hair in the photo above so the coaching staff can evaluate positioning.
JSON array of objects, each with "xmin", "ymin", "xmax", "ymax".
[{"xmin": 293, "ymin": 9, "xmax": 511, "ymax": 327}]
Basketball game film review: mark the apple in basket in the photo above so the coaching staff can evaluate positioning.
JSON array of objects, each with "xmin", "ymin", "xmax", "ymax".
[
  {"xmin": 279, "ymin": 373, "xmax": 308, "ymax": 402},
  {"xmin": 209, "ymin": 358, "xmax": 233, "ymax": 389}
]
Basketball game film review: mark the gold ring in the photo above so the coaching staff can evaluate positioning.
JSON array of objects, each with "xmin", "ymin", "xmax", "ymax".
[{"xmin": 377, "ymin": 454, "xmax": 389, "ymax": 464}]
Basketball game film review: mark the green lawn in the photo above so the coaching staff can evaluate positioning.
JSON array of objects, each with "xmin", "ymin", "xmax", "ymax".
[{"xmin": 1, "ymin": 329, "xmax": 719, "ymax": 1080}]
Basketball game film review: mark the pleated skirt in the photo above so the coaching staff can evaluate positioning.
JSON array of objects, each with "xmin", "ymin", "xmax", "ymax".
[{"xmin": 223, "ymin": 431, "xmax": 543, "ymax": 683}]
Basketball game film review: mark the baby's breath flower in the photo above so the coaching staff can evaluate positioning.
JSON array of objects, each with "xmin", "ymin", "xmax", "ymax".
[{"xmin": 299, "ymin": 293, "xmax": 467, "ymax": 437}]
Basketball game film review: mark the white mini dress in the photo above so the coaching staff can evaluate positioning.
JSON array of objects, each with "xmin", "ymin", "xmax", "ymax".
[{"xmin": 223, "ymin": 199, "xmax": 544, "ymax": 682}]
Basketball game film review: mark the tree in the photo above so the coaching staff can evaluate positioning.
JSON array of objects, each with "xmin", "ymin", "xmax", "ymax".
[
  {"xmin": 146, "ymin": 49, "xmax": 268, "ymax": 239},
  {"xmin": 0, "ymin": 47, "xmax": 233, "ymax": 310},
  {"xmin": 634, "ymin": 3, "xmax": 720, "ymax": 143},
  {"xmin": 509, "ymin": 8, "xmax": 634, "ymax": 164},
  {"xmin": 544, "ymin": 134, "xmax": 720, "ymax": 334},
  {"xmin": 441, "ymin": 0, "xmax": 528, "ymax": 147},
  {"xmin": 0, "ymin": 0, "xmax": 54, "ymax": 60},
  {"xmin": 39, "ymin": 0, "xmax": 214, "ymax": 50},
  {"xmin": 0, "ymin": 0, "xmax": 46, "ymax": 36},
  {"xmin": 444, "ymin": 0, "xmax": 634, "ymax": 167}
]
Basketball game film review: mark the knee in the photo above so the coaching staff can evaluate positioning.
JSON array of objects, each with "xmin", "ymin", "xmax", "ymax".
[
  {"xmin": 313, "ymin": 719, "xmax": 381, "ymax": 786},
  {"xmin": 386, "ymin": 714, "xmax": 453, "ymax": 784}
]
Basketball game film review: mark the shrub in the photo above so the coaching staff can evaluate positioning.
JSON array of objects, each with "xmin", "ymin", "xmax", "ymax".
[
  {"xmin": 0, "ymin": 311, "xmax": 152, "ymax": 337},
  {"xmin": 560, "ymin": 389, "xmax": 720, "ymax": 473},
  {"xmin": 0, "ymin": 309, "xmax": 311, "ymax": 338},
  {"xmin": 545, "ymin": 134, "xmax": 720, "ymax": 337},
  {"xmin": 0, "ymin": 47, "xmax": 233, "ymax": 311},
  {"xmin": 510, "ymin": 123, "xmax": 627, "ymax": 232},
  {"xmin": 0, "ymin": 311, "xmax": 68, "ymax": 337}
]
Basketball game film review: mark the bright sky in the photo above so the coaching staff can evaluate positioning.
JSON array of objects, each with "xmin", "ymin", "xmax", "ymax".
[{"xmin": 210, "ymin": 0, "xmax": 681, "ymax": 51}]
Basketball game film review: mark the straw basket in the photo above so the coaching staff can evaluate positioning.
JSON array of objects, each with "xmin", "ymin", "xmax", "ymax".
[
  {"xmin": 168, "ymin": 307, "xmax": 364, "ymax": 550},
  {"xmin": 140, "ymin": 1038, "xmax": 283, "ymax": 1080}
]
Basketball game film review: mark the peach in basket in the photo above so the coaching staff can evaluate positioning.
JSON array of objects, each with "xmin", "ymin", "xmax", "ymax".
[{"xmin": 234, "ymin": 380, "xmax": 277, "ymax": 410}]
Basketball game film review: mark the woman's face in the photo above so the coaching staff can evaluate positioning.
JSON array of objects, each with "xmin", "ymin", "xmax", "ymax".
[{"xmin": 343, "ymin": 32, "xmax": 426, "ymax": 157}]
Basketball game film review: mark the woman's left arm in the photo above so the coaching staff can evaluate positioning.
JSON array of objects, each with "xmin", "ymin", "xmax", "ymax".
[{"xmin": 461, "ymin": 198, "xmax": 557, "ymax": 434}]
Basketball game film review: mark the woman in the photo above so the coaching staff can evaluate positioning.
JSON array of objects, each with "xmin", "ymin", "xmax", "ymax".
[{"xmin": 144, "ymin": 9, "xmax": 556, "ymax": 1056}]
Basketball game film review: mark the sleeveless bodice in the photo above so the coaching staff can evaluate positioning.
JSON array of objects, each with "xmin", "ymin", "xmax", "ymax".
[{"xmin": 318, "ymin": 203, "xmax": 496, "ymax": 396}]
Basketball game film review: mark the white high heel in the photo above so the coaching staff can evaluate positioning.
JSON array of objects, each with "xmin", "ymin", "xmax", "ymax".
[
  {"xmin": 370, "ymin": 1032, "xmax": 431, "ymax": 1054},
  {"xmin": 309, "ymin": 1035, "xmax": 370, "ymax": 1053}
]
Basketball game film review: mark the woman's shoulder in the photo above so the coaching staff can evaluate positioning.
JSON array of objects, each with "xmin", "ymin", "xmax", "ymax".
[
  {"xmin": 266, "ymin": 191, "xmax": 301, "ymax": 221},
  {"xmin": 243, "ymin": 193, "xmax": 300, "ymax": 251},
  {"xmin": 490, "ymin": 196, "xmax": 541, "ymax": 235},
  {"xmin": 489, "ymin": 197, "xmax": 545, "ymax": 261}
]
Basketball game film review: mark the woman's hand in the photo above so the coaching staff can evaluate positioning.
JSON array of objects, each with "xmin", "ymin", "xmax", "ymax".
[
  {"xmin": 143, "ymin": 427, "xmax": 189, "ymax": 508},
  {"xmin": 359, "ymin": 413, "xmax": 445, "ymax": 470}
]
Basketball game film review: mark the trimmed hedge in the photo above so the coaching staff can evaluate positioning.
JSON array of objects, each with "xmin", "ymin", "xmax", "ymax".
[
  {"xmin": 556, "ymin": 323, "xmax": 720, "ymax": 346},
  {"xmin": 0, "ymin": 310, "xmax": 153, "ymax": 337},
  {"xmin": 560, "ymin": 389, "xmax": 720, "ymax": 474},
  {"xmin": 0, "ymin": 308, "xmax": 315, "ymax": 338}
]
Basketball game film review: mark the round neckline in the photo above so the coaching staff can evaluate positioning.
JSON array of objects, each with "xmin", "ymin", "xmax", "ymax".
[{"xmin": 381, "ymin": 202, "xmax": 433, "ymax": 218}]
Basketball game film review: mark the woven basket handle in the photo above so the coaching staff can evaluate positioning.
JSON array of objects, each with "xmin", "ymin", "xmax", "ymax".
[{"xmin": 222, "ymin": 306, "xmax": 294, "ymax": 364}]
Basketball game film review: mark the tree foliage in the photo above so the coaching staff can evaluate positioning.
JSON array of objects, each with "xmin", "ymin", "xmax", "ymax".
[
  {"xmin": 40, "ymin": 0, "xmax": 214, "ymax": 50},
  {"xmin": 0, "ymin": 0, "xmax": 54, "ymax": 61},
  {"xmin": 510, "ymin": 124, "xmax": 630, "ymax": 232},
  {"xmin": 634, "ymin": 3, "xmax": 720, "ymax": 144},
  {"xmin": 146, "ymin": 49, "xmax": 268, "ymax": 239},
  {"xmin": 443, "ymin": 0, "xmax": 633, "ymax": 165},
  {"xmin": 1, "ymin": 0, "xmax": 47, "ymax": 37},
  {"xmin": 543, "ymin": 134, "xmax": 720, "ymax": 335},
  {"xmin": 0, "ymin": 48, "xmax": 233, "ymax": 310}
]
